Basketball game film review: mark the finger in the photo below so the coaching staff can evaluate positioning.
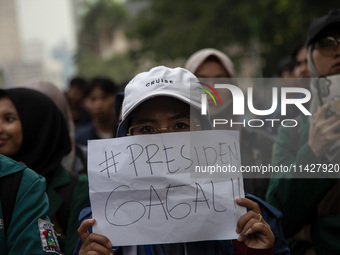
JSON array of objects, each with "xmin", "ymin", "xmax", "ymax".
[
  {"xmin": 236, "ymin": 198, "xmax": 261, "ymax": 213},
  {"xmin": 238, "ymin": 217, "xmax": 259, "ymax": 241},
  {"xmin": 325, "ymin": 118, "xmax": 340, "ymax": 134},
  {"xmin": 236, "ymin": 210, "xmax": 260, "ymax": 234},
  {"xmin": 86, "ymin": 233, "xmax": 112, "ymax": 248},
  {"xmin": 236, "ymin": 198, "xmax": 263, "ymax": 234},
  {"xmin": 80, "ymin": 238, "xmax": 113, "ymax": 255},
  {"xmin": 318, "ymin": 102, "xmax": 332, "ymax": 116},
  {"xmin": 78, "ymin": 219, "xmax": 95, "ymax": 243},
  {"xmin": 238, "ymin": 214, "xmax": 271, "ymax": 240},
  {"xmin": 241, "ymin": 222, "xmax": 275, "ymax": 249}
]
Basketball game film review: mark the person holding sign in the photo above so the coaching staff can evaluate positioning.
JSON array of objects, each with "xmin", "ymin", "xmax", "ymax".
[{"xmin": 74, "ymin": 66, "xmax": 284, "ymax": 255}]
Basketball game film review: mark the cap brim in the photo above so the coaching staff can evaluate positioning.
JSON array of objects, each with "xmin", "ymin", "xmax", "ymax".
[{"xmin": 122, "ymin": 90, "xmax": 201, "ymax": 120}]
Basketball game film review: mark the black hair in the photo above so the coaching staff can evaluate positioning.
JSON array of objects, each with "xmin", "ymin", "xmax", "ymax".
[
  {"xmin": 291, "ymin": 40, "xmax": 306, "ymax": 61},
  {"xmin": 85, "ymin": 76, "xmax": 118, "ymax": 97},
  {"xmin": 68, "ymin": 77, "xmax": 88, "ymax": 90},
  {"xmin": 277, "ymin": 56, "xmax": 294, "ymax": 76}
]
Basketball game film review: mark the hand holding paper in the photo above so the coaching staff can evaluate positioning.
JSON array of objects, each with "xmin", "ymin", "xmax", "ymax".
[{"xmin": 88, "ymin": 130, "xmax": 246, "ymax": 245}]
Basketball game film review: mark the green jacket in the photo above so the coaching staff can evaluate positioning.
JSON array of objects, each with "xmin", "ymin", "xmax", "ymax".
[
  {"xmin": 266, "ymin": 115, "xmax": 340, "ymax": 255},
  {"xmin": 0, "ymin": 154, "xmax": 61, "ymax": 255},
  {"xmin": 47, "ymin": 166, "xmax": 90, "ymax": 255}
]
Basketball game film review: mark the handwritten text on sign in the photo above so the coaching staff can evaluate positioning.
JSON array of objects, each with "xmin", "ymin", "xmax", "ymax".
[{"xmin": 88, "ymin": 130, "xmax": 246, "ymax": 246}]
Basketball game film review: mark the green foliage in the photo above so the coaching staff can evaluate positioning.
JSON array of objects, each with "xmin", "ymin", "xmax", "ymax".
[
  {"xmin": 76, "ymin": 0, "xmax": 133, "ymax": 82},
  {"xmin": 76, "ymin": 0, "xmax": 340, "ymax": 78},
  {"xmin": 78, "ymin": 0, "xmax": 126, "ymax": 54},
  {"xmin": 126, "ymin": 0, "xmax": 340, "ymax": 76},
  {"xmin": 75, "ymin": 51, "xmax": 136, "ymax": 85}
]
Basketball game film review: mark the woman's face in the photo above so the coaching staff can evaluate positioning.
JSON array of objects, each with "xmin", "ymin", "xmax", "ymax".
[
  {"xmin": 128, "ymin": 97, "xmax": 201, "ymax": 136},
  {"xmin": 0, "ymin": 97, "xmax": 23, "ymax": 157},
  {"xmin": 195, "ymin": 60, "xmax": 232, "ymax": 115}
]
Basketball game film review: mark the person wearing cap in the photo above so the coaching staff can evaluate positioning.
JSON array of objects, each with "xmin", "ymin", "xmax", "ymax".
[
  {"xmin": 266, "ymin": 9, "xmax": 340, "ymax": 255},
  {"xmin": 72, "ymin": 66, "xmax": 286, "ymax": 255}
]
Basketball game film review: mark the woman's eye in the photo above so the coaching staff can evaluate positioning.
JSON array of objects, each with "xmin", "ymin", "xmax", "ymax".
[
  {"xmin": 6, "ymin": 116, "xmax": 15, "ymax": 122},
  {"xmin": 174, "ymin": 122, "xmax": 190, "ymax": 130},
  {"xmin": 139, "ymin": 126, "xmax": 156, "ymax": 133}
]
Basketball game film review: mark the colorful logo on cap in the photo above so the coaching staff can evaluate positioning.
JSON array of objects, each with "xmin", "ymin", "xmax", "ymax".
[{"xmin": 196, "ymin": 82, "xmax": 222, "ymax": 106}]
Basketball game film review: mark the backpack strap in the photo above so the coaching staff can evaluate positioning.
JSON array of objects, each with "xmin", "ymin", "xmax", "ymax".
[
  {"xmin": 55, "ymin": 172, "xmax": 78, "ymax": 233},
  {"xmin": 0, "ymin": 170, "xmax": 24, "ymax": 234}
]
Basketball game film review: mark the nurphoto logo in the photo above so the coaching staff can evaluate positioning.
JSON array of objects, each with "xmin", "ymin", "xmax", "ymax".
[{"xmin": 197, "ymin": 80, "xmax": 312, "ymax": 129}]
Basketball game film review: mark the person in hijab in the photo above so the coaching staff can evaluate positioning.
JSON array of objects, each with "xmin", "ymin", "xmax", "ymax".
[
  {"xmin": 0, "ymin": 88, "xmax": 90, "ymax": 255},
  {"xmin": 185, "ymin": 48, "xmax": 274, "ymax": 201},
  {"xmin": 21, "ymin": 79, "xmax": 87, "ymax": 175},
  {"xmin": 185, "ymin": 48, "xmax": 236, "ymax": 119},
  {"xmin": 266, "ymin": 9, "xmax": 340, "ymax": 255}
]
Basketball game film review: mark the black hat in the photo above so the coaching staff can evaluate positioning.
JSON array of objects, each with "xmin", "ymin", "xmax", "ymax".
[{"xmin": 306, "ymin": 9, "xmax": 340, "ymax": 46}]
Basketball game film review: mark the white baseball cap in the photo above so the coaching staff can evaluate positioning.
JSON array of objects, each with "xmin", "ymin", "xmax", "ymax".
[{"xmin": 117, "ymin": 66, "xmax": 211, "ymax": 136}]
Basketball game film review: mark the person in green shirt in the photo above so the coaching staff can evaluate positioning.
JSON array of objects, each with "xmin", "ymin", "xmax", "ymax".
[
  {"xmin": 0, "ymin": 88, "xmax": 90, "ymax": 255},
  {"xmin": 0, "ymin": 154, "xmax": 61, "ymax": 254}
]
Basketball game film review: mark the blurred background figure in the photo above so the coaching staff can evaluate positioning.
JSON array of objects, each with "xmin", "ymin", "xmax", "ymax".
[
  {"xmin": 64, "ymin": 77, "xmax": 91, "ymax": 130},
  {"xmin": 75, "ymin": 76, "xmax": 118, "ymax": 146},
  {"xmin": 22, "ymin": 79, "xmax": 87, "ymax": 175},
  {"xmin": 277, "ymin": 56, "xmax": 295, "ymax": 78},
  {"xmin": 185, "ymin": 48, "xmax": 273, "ymax": 201},
  {"xmin": 292, "ymin": 41, "xmax": 311, "ymax": 80},
  {"xmin": 185, "ymin": 48, "xmax": 236, "ymax": 119},
  {"xmin": 267, "ymin": 40, "xmax": 312, "ymax": 135},
  {"xmin": 267, "ymin": 9, "xmax": 340, "ymax": 255}
]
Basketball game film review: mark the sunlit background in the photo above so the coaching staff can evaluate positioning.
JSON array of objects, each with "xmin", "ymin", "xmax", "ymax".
[{"xmin": 0, "ymin": 0, "xmax": 338, "ymax": 90}]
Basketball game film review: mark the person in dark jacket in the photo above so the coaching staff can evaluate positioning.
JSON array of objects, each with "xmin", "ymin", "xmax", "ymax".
[{"xmin": 76, "ymin": 77, "xmax": 118, "ymax": 146}]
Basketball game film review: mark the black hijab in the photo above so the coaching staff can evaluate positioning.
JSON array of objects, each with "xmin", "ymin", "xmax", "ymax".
[{"xmin": 0, "ymin": 88, "xmax": 71, "ymax": 185}]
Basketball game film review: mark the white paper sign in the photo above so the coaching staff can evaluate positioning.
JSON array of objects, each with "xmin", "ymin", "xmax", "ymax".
[{"xmin": 88, "ymin": 130, "xmax": 246, "ymax": 246}]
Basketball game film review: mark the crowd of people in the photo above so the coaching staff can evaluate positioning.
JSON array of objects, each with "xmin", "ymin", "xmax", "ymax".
[{"xmin": 0, "ymin": 8, "xmax": 339, "ymax": 255}]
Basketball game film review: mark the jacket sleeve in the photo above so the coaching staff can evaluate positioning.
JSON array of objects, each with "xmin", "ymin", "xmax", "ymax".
[
  {"xmin": 6, "ymin": 168, "xmax": 61, "ymax": 255},
  {"xmin": 266, "ymin": 124, "xmax": 337, "ymax": 237},
  {"xmin": 246, "ymin": 193, "xmax": 289, "ymax": 255},
  {"xmin": 72, "ymin": 207, "xmax": 92, "ymax": 255}
]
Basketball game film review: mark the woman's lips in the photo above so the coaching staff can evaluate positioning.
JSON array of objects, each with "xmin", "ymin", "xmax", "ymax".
[
  {"xmin": 0, "ymin": 139, "xmax": 8, "ymax": 145},
  {"xmin": 333, "ymin": 63, "xmax": 340, "ymax": 71}
]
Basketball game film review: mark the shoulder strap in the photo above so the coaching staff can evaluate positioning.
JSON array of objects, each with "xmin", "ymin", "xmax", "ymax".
[
  {"xmin": 0, "ymin": 170, "xmax": 24, "ymax": 234},
  {"xmin": 56, "ymin": 172, "xmax": 78, "ymax": 233}
]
